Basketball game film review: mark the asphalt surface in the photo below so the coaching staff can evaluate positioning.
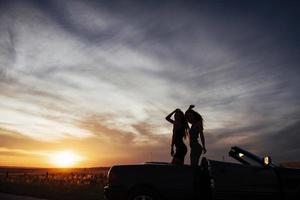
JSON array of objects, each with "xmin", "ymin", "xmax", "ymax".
[{"xmin": 0, "ymin": 193, "xmax": 47, "ymax": 200}]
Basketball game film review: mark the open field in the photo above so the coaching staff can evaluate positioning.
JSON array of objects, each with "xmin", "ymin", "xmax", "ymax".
[
  {"xmin": 1, "ymin": 162, "xmax": 299, "ymax": 200},
  {"xmin": 0, "ymin": 167, "xmax": 109, "ymax": 200},
  {"xmin": 0, "ymin": 193, "xmax": 47, "ymax": 200}
]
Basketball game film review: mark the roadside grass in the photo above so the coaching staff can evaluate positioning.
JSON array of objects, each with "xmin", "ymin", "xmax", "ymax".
[{"xmin": 0, "ymin": 168, "xmax": 109, "ymax": 200}]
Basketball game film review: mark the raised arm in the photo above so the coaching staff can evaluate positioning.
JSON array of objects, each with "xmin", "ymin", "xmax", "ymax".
[
  {"xmin": 198, "ymin": 122, "xmax": 206, "ymax": 153},
  {"xmin": 165, "ymin": 109, "xmax": 178, "ymax": 124}
]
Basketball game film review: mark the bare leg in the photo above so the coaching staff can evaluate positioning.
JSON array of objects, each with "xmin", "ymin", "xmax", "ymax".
[{"xmin": 190, "ymin": 142, "xmax": 202, "ymax": 167}]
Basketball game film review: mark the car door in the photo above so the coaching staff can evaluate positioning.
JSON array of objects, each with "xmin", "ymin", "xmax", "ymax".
[
  {"xmin": 238, "ymin": 164, "xmax": 281, "ymax": 200},
  {"xmin": 210, "ymin": 160, "xmax": 248, "ymax": 200},
  {"xmin": 229, "ymin": 146, "xmax": 281, "ymax": 200},
  {"xmin": 157, "ymin": 165, "xmax": 194, "ymax": 200}
]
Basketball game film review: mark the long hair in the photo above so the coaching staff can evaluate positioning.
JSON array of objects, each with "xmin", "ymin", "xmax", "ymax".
[
  {"xmin": 174, "ymin": 109, "xmax": 189, "ymax": 138},
  {"xmin": 185, "ymin": 105, "xmax": 203, "ymax": 130}
]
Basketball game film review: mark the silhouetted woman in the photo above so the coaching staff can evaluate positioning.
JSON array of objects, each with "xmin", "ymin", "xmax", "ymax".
[
  {"xmin": 166, "ymin": 109, "xmax": 189, "ymax": 165},
  {"xmin": 185, "ymin": 105, "xmax": 206, "ymax": 167}
]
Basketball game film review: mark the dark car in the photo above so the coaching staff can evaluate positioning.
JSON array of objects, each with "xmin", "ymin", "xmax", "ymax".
[{"xmin": 104, "ymin": 146, "xmax": 300, "ymax": 200}]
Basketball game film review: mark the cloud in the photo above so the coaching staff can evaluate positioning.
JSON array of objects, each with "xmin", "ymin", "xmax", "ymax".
[
  {"xmin": 204, "ymin": 120, "xmax": 300, "ymax": 163},
  {"xmin": 77, "ymin": 114, "xmax": 135, "ymax": 143},
  {"xmin": 248, "ymin": 120, "xmax": 300, "ymax": 161},
  {"xmin": 0, "ymin": 147, "xmax": 46, "ymax": 157},
  {"xmin": 0, "ymin": 0, "xmax": 299, "ymax": 165}
]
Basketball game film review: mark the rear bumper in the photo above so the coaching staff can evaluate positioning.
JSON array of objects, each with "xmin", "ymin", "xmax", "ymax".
[{"xmin": 104, "ymin": 185, "xmax": 128, "ymax": 200}]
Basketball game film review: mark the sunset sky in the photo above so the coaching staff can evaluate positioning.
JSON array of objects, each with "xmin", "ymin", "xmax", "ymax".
[{"xmin": 0, "ymin": 0, "xmax": 299, "ymax": 167}]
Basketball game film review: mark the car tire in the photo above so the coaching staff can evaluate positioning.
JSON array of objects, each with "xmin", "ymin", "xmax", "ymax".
[{"xmin": 128, "ymin": 187, "xmax": 159, "ymax": 200}]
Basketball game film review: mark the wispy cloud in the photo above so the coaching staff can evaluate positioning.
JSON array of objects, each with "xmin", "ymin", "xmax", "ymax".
[
  {"xmin": 0, "ymin": 147, "xmax": 47, "ymax": 157},
  {"xmin": 0, "ymin": 0, "xmax": 299, "ymax": 166}
]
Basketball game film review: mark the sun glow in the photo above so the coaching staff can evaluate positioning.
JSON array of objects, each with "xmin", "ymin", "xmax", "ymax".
[{"xmin": 49, "ymin": 150, "xmax": 83, "ymax": 167}]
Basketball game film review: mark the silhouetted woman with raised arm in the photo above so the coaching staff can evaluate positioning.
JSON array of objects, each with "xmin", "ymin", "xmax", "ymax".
[
  {"xmin": 166, "ymin": 109, "xmax": 189, "ymax": 165},
  {"xmin": 185, "ymin": 105, "xmax": 206, "ymax": 167}
]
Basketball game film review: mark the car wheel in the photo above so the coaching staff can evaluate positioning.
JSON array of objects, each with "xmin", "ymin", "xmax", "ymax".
[{"xmin": 129, "ymin": 188, "xmax": 159, "ymax": 200}]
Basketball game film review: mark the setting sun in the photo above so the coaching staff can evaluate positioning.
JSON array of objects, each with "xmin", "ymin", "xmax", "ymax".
[{"xmin": 49, "ymin": 151, "xmax": 83, "ymax": 168}]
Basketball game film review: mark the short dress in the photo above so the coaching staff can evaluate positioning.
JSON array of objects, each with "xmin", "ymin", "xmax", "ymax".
[
  {"xmin": 189, "ymin": 121, "xmax": 203, "ymax": 152},
  {"xmin": 173, "ymin": 127, "xmax": 187, "ymax": 160}
]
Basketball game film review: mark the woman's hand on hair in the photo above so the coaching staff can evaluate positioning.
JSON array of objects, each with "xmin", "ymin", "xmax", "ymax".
[{"xmin": 188, "ymin": 105, "xmax": 195, "ymax": 110}]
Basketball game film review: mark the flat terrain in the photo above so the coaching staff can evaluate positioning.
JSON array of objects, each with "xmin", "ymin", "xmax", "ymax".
[
  {"xmin": 0, "ymin": 167, "xmax": 109, "ymax": 200},
  {"xmin": 1, "ymin": 163, "xmax": 299, "ymax": 200},
  {"xmin": 0, "ymin": 193, "xmax": 47, "ymax": 200}
]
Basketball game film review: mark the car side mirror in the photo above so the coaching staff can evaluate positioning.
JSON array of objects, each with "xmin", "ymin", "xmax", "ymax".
[{"xmin": 263, "ymin": 156, "xmax": 272, "ymax": 167}]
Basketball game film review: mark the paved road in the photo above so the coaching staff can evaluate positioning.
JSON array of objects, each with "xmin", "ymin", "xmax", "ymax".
[{"xmin": 0, "ymin": 193, "xmax": 47, "ymax": 200}]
